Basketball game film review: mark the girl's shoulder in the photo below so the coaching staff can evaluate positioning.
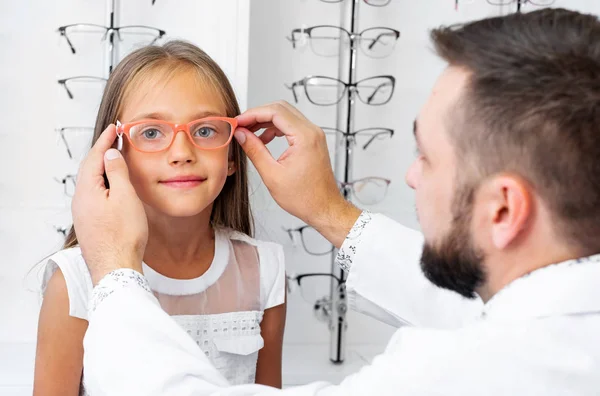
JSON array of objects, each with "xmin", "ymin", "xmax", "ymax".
[
  {"xmin": 218, "ymin": 229, "xmax": 286, "ymax": 311},
  {"xmin": 219, "ymin": 228, "xmax": 285, "ymax": 267},
  {"xmin": 42, "ymin": 246, "xmax": 93, "ymax": 321},
  {"xmin": 220, "ymin": 228, "xmax": 282, "ymax": 251}
]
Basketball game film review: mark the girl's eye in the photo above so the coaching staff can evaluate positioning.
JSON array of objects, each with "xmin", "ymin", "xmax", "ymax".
[
  {"xmin": 195, "ymin": 127, "xmax": 216, "ymax": 138},
  {"xmin": 142, "ymin": 128, "xmax": 162, "ymax": 139}
]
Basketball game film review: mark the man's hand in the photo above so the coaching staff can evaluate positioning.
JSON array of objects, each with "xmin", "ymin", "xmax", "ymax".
[
  {"xmin": 71, "ymin": 125, "xmax": 148, "ymax": 285},
  {"xmin": 235, "ymin": 101, "xmax": 361, "ymax": 247}
]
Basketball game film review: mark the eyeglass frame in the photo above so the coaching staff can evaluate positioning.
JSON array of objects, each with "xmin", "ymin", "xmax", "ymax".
[
  {"xmin": 321, "ymin": 0, "xmax": 392, "ymax": 7},
  {"xmin": 115, "ymin": 117, "xmax": 237, "ymax": 153},
  {"xmin": 58, "ymin": 76, "xmax": 107, "ymax": 99},
  {"xmin": 54, "ymin": 174, "xmax": 77, "ymax": 197},
  {"xmin": 54, "ymin": 225, "xmax": 69, "ymax": 237},
  {"xmin": 58, "ymin": 23, "xmax": 166, "ymax": 54},
  {"xmin": 287, "ymin": 25, "xmax": 400, "ymax": 55},
  {"xmin": 286, "ymin": 75, "xmax": 396, "ymax": 106},
  {"xmin": 287, "ymin": 272, "xmax": 344, "ymax": 289},
  {"xmin": 486, "ymin": 0, "xmax": 555, "ymax": 10},
  {"xmin": 322, "ymin": 127, "xmax": 394, "ymax": 151},
  {"xmin": 339, "ymin": 176, "xmax": 391, "ymax": 205},
  {"xmin": 285, "ymin": 225, "xmax": 334, "ymax": 256},
  {"xmin": 56, "ymin": 126, "xmax": 94, "ymax": 159},
  {"xmin": 286, "ymin": 272, "xmax": 346, "ymax": 306}
]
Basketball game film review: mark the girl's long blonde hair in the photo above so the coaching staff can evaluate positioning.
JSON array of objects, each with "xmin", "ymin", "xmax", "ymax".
[{"xmin": 63, "ymin": 40, "xmax": 253, "ymax": 249}]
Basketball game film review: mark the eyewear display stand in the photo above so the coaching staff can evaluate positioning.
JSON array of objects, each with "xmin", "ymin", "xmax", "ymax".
[
  {"xmin": 106, "ymin": 0, "xmax": 119, "ymax": 75},
  {"xmin": 327, "ymin": 0, "xmax": 361, "ymax": 364}
]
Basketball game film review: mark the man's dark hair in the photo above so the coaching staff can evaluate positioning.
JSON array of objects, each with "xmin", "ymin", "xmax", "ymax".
[{"xmin": 431, "ymin": 8, "xmax": 600, "ymax": 255}]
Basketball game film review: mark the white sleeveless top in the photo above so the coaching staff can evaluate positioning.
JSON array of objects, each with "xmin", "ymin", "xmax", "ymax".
[{"xmin": 42, "ymin": 228, "xmax": 286, "ymax": 391}]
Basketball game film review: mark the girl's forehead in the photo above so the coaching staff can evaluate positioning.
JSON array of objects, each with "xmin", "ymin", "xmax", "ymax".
[{"xmin": 121, "ymin": 66, "xmax": 228, "ymax": 118}]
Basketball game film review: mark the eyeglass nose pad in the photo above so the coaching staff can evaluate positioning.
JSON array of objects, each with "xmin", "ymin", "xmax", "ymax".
[{"xmin": 348, "ymin": 86, "xmax": 358, "ymax": 100}]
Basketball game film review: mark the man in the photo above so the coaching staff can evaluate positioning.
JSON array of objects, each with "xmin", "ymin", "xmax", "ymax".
[{"xmin": 73, "ymin": 8, "xmax": 600, "ymax": 395}]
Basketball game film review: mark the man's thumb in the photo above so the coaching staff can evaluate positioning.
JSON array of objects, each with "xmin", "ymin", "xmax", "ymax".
[
  {"xmin": 104, "ymin": 149, "xmax": 131, "ymax": 190},
  {"xmin": 234, "ymin": 129, "xmax": 277, "ymax": 175}
]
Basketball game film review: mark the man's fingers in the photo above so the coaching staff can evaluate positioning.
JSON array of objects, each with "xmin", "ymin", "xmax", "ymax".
[
  {"xmin": 277, "ymin": 100, "xmax": 307, "ymax": 120},
  {"xmin": 236, "ymin": 102, "xmax": 301, "ymax": 137},
  {"xmin": 104, "ymin": 149, "xmax": 133, "ymax": 195},
  {"xmin": 247, "ymin": 122, "xmax": 275, "ymax": 133},
  {"xmin": 258, "ymin": 127, "xmax": 284, "ymax": 145},
  {"xmin": 234, "ymin": 129, "xmax": 280, "ymax": 177},
  {"xmin": 76, "ymin": 125, "xmax": 116, "ymax": 189},
  {"xmin": 89, "ymin": 124, "xmax": 117, "ymax": 157}
]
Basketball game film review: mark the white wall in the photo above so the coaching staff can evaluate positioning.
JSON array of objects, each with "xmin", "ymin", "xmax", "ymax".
[
  {"xmin": 246, "ymin": 0, "xmax": 600, "ymax": 349},
  {"xmin": 0, "ymin": 0, "xmax": 250, "ymax": 344}
]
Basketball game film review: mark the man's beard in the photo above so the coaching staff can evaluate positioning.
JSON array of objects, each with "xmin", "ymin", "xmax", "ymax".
[{"xmin": 420, "ymin": 202, "xmax": 486, "ymax": 299}]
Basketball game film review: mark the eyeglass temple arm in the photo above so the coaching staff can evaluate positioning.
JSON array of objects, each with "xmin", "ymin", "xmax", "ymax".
[
  {"xmin": 362, "ymin": 130, "xmax": 393, "ymax": 150},
  {"xmin": 286, "ymin": 29, "xmax": 303, "ymax": 48},
  {"xmin": 367, "ymin": 31, "xmax": 397, "ymax": 51},
  {"xmin": 58, "ymin": 80, "xmax": 74, "ymax": 100},
  {"xmin": 58, "ymin": 131, "xmax": 74, "ymax": 159},
  {"xmin": 59, "ymin": 29, "xmax": 77, "ymax": 54},
  {"xmin": 283, "ymin": 227, "xmax": 296, "ymax": 242},
  {"xmin": 54, "ymin": 226, "xmax": 68, "ymax": 236},
  {"xmin": 367, "ymin": 81, "xmax": 391, "ymax": 104},
  {"xmin": 362, "ymin": 134, "xmax": 378, "ymax": 151},
  {"xmin": 285, "ymin": 82, "xmax": 300, "ymax": 103}
]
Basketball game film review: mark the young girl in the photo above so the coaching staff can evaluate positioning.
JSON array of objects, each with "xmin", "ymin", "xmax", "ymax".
[{"xmin": 33, "ymin": 41, "xmax": 287, "ymax": 395}]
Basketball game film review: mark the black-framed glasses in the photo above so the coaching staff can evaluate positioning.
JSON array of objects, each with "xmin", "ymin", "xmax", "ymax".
[
  {"xmin": 321, "ymin": 0, "xmax": 391, "ymax": 7},
  {"xmin": 286, "ymin": 75, "xmax": 395, "ymax": 106},
  {"xmin": 339, "ymin": 177, "xmax": 391, "ymax": 205},
  {"xmin": 56, "ymin": 127, "xmax": 94, "ymax": 160},
  {"xmin": 54, "ymin": 174, "xmax": 77, "ymax": 197},
  {"xmin": 286, "ymin": 226, "xmax": 334, "ymax": 256},
  {"xmin": 58, "ymin": 76, "xmax": 107, "ymax": 99},
  {"xmin": 287, "ymin": 273, "xmax": 346, "ymax": 305},
  {"xmin": 54, "ymin": 225, "xmax": 69, "ymax": 237},
  {"xmin": 486, "ymin": 0, "xmax": 555, "ymax": 9},
  {"xmin": 58, "ymin": 23, "xmax": 166, "ymax": 54},
  {"xmin": 287, "ymin": 25, "xmax": 400, "ymax": 58},
  {"xmin": 322, "ymin": 127, "xmax": 394, "ymax": 151}
]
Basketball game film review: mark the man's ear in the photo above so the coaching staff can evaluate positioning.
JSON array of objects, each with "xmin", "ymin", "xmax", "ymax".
[{"xmin": 484, "ymin": 174, "xmax": 532, "ymax": 250}]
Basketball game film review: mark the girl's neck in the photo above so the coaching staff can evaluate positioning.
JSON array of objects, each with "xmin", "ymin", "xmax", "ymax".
[{"xmin": 143, "ymin": 206, "xmax": 216, "ymax": 279}]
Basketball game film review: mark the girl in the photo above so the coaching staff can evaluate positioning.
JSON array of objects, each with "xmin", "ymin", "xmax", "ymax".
[{"xmin": 33, "ymin": 41, "xmax": 286, "ymax": 395}]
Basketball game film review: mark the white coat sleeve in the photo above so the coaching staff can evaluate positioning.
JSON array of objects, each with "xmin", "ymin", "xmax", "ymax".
[
  {"xmin": 83, "ymin": 270, "xmax": 408, "ymax": 396},
  {"xmin": 339, "ymin": 212, "xmax": 483, "ymax": 328}
]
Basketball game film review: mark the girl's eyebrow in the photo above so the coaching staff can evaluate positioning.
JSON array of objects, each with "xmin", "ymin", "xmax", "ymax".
[{"xmin": 130, "ymin": 110, "xmax": 224, "ymax": 122}]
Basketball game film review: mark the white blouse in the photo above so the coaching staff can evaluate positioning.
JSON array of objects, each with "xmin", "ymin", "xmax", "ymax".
[{"xmin": 42, "ymin": 228, "xmax": 286, "ymax": 392}]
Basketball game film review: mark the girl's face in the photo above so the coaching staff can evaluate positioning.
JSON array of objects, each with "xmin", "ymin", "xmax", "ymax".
[{"xmin": 119, "ymin": 68, "xmax": 235, "ymax": 219}]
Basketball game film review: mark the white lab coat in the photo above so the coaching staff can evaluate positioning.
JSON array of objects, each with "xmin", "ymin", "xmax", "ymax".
[{"xmin": 83, "ymin": 214, "xmax": 600, "ymax": 395}]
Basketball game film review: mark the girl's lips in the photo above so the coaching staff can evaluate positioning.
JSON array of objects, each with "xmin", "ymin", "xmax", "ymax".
[{"xmin": 159, "ymin": 176, "xmax": 206, "ymax": 188}]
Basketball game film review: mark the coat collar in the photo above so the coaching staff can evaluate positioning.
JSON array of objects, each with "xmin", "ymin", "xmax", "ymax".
[{"xmin": 482, "ymin": 254, "xmax": 600, "ymax": 320}]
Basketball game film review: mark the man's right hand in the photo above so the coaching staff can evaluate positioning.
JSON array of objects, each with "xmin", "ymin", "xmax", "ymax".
[
  {"xmin": 72, "ymin": 125, "xmax": 148, "ymax": 285},
  {"xmin": 235, "ymin": 101, "xmax": 361, "ymax": 247}
]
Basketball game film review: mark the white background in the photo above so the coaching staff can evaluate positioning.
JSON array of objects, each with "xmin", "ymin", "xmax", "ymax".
[{"xmin": 2, "ymin": 0, "xmax": 600, "ymax": 393}]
